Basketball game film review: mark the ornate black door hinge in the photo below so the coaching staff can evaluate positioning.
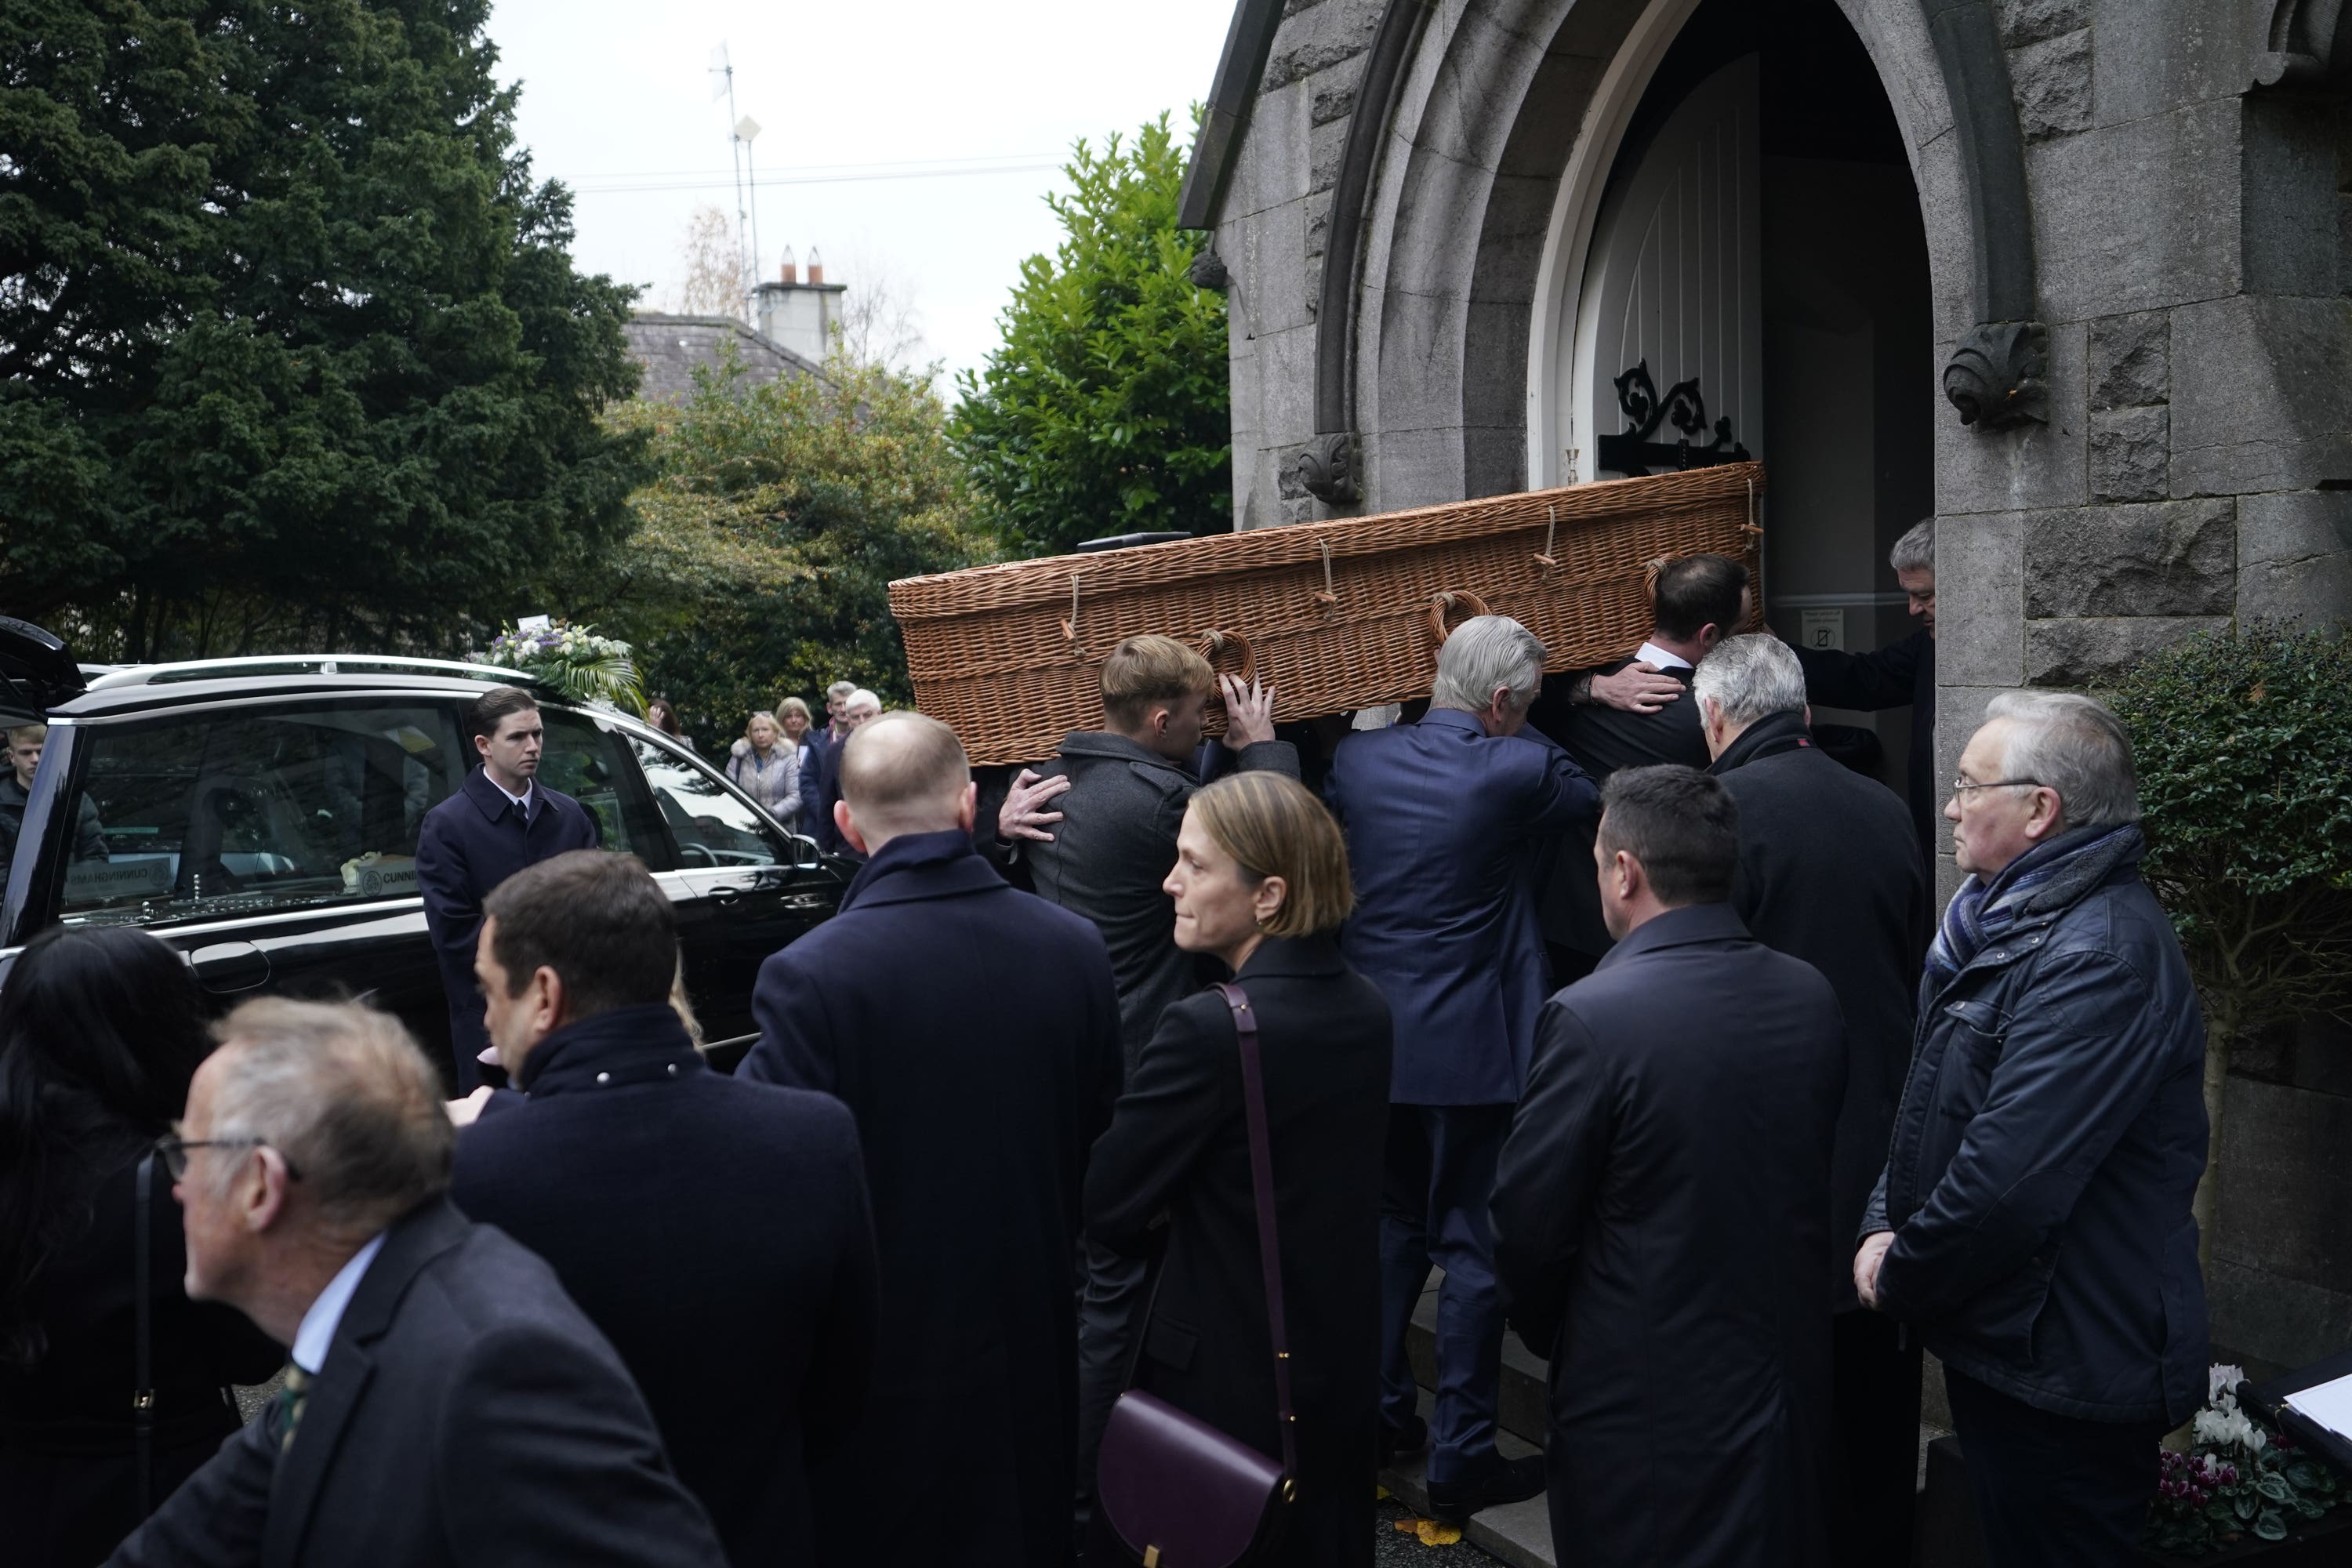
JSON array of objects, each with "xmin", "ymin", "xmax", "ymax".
[{"xmin": 1595, "ymin": 361, "xmax": 1751, "ymax": 477}]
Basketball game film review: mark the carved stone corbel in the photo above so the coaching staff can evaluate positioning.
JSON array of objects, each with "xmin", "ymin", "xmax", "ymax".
[
  {"xmin": 1943, "ymin": 321, "xmax": 2050, "ymax": 431},
  {"xmin": 1188, "ymin": 248, "xmax": 1231, "ymax": 292},
  {"xmin": 2252, "ymin": 0, "xmax": 2350, "ymax": 87},
  {"xmin": 1294, "ymin": 432, "xmax": 1359, "ymax": 505}
]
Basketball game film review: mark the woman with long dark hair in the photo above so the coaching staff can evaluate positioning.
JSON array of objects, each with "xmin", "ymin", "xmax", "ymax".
[{"xmin": 0, "ymin": 927, "xmax": 282, "ymax": 1566}]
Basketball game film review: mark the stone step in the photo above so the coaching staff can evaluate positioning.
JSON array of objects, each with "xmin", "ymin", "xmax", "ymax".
[{"xmin": 1378, "ymin": 1387, "xmax": 1553, "ymax": 1568}]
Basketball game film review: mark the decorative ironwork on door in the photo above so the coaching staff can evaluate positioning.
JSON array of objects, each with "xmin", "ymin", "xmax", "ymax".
[{"xmin": 1595, "ymin": 361, "xmax": 1752, "ymax": 477}]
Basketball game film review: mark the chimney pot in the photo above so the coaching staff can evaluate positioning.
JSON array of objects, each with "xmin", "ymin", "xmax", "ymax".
[
  {"xmin": 777, "ymin": 245, "xmax": 798, "ymax": 286},
  {"xmin": 807, "ymin": 246, "xmax": 825, "ymax": 286}
]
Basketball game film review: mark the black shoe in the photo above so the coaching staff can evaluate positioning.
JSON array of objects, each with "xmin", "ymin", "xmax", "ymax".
[
  {"xmin": 1376, "ymin": 1413, "xmax": 1429, "ymax": 1468},
  {"xmin": 1425, "ymin": 1453, "xmax": 1545, "ymax": 1523}
]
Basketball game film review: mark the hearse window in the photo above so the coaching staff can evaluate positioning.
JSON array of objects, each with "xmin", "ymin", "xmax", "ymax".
[{"xmin": 56, "ymin": 702, "xmax": 461, "ymax": 927}]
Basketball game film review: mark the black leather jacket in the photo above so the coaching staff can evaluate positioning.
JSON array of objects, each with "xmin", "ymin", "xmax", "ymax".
[{"xmin": 1864, "ymin": 843, "xmax": 2209, "ymax": 1424}]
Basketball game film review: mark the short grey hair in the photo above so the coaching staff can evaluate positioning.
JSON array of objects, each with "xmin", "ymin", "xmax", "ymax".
[
  {"xmin": 845, "ymin": 688, "xmax": 881, "ymax": 714},
  {"xmin": 205, "ymin": 999, "xmax": 453, "ymax": 1241},
  {"xmin": 826, "ymin": 681, "xmax": 857, "ymax": 702},
  {"xmin": 1984, "ymin": 691, "xmax": 2140, "ymax": 829},
  {"xmin": 1432, "ymin": 615, "xmax": 1547, "ymax": 713},
  {"xmin": 1889, "ymin": 517, "xmax": 1935, "ymax": 575},
  {"xmin": 1692, "ymin": 635, "xmax": 1809, "ymax": 728}
]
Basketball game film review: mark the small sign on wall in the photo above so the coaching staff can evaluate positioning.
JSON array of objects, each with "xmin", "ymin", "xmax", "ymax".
[{"xmin": 1799, "ymin": 608, "xmax": 1845, "ymax": 652}]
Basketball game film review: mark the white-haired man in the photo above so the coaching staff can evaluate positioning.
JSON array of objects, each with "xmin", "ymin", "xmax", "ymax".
[
  {"xmin": 1694, "ymin": 634, "xmax": 1929, "ymax": 1568},
  {"xmin": 1794, "ymin": 517, "xmax": 1936, "ymax": 858},
  {"xmin": 1857, "ymin": 692, "xmax": 2207, "ymax": 1565},
  {"xmin": 110, "ymin": 999, "xmax": 720, "ymax": 1567},
  {"xmin": 1325, "ymin": 615, "xmax": 1599, "ymax": 1521}
]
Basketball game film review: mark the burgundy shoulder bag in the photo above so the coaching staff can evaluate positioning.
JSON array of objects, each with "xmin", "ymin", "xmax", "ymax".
[{"xmin": 1095, "ymin": 981, "xmax": 1298, "ymax": 1568}]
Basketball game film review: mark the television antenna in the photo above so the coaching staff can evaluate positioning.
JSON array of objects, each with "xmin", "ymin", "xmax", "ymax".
[{"xmin": 707, "ymin": 43, "xmax": 763, "ymax": 310}]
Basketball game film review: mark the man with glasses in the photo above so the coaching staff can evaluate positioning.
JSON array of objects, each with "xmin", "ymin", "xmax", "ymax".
[
  {"xmin": 117, "ymin": 997, "xmax": 720, "ymax": 1567},
  {"xmin": 1855, "ymin": 692, "xmax": 2208, "ymax": 1566}
]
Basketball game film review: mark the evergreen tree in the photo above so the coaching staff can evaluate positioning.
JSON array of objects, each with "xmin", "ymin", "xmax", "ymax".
[
  {"xmin": 0, "ymin": 0, "xmax": 642, "ymax": 659},
  {"xmin": 951, "ymin": 112, "xmax": 1230, "ymax": 559}
]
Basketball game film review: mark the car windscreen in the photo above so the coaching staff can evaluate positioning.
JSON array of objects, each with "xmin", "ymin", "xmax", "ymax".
[{"xmin": 55, "ymin": 700, "xmax": 463, "ymax": 928}]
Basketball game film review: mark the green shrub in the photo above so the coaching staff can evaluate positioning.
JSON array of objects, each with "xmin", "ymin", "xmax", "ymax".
[{"xmin": 2107, "ymin": 624, "xmax": 2352, "ymax": 1246}]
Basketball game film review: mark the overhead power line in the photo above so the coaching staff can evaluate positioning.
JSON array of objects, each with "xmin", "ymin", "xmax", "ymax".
[{"xmin": 568, "ymin": 153, "xmax": 1058, "ymax": 196}]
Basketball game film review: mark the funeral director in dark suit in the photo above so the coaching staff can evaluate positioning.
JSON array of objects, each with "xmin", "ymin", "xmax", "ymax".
[
  {"xmin": 739, "ymin": 711, "xmax": 1120, "ymax": 1568},
  {"xmin": 110, "ymin": 997, "xmax": 722, "ymax": 1568},
  {"xmin": 416, "ymin": 685, "xmax": 601, "ymax": 1091},
  {"xmin": 1493, "ymin": 766, "xmax": 1846, "ymax": 1568},
  {"xmin": 451, "ymin": 851, "xmax": 878, "ymax": 1568}
]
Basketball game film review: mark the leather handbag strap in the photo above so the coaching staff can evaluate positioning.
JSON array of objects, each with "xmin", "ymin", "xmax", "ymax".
[
  {"xmin": 132, "ymin": 1150, "xmax": 157, "ymax": 1519},
  {"xmin": 1210, "ymin": 982, "xmax": 1298, "ymax": 1482}
]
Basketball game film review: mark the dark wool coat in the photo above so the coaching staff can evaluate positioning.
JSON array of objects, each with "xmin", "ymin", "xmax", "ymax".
[
  {"xmin": 1795, "ymin": 629, "xmax": 1936, "ymax": 858},
  {"xmin": 414, "ymin": 767, "xmax": 601, "ymax": 1083},
  {"xmin": 1709, "ymin": 711, "xmax": 1930, "ymax": 1310},
  {"xmin": 2, "ymin": 1139, "xmax": 285, "ymax": 1568},
  {"xmin": 1325, "ymin": 709, "xmax": 1597, "ymax": 1105},
  {"xmin": 1086, "ymin": 936, "xmax": 1393, "ymax": 1568},
  {"xmin": 1528, "ymin": 658, "xmax": 1711, "ymax": 958},
  {"xmin": 1864, "ymin": 844, "xmax": 2209, "ymax": 1425},
  {"xmin": 1006, "ymin": 731, "xmax": 1300, "ymax": 1065},
  {"xmin": 1494, "ymin": 904, "xmax": 1846, "ymax": 1568},
  {"xmin": 451, "ymin": 1004, "xmax": 877, "ymax": 1568},
  {"xmin": 737, "ymin": 829, "xmax": 1120, "ymax": 1568},
  {"xmin": 108, "ymin": 1200, "xmax": 723, "ymax": 1568}
]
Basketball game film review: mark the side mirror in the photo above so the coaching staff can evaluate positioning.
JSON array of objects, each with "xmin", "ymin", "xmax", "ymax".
[{"xmin": 786, "ymin": 833, "xmax": 821, "ymax": 873}]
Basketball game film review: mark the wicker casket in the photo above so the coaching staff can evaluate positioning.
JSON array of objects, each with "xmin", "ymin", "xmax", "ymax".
[{"xmin": 889, "ymin": 462, "xmax": 1765, "ymax": 766}]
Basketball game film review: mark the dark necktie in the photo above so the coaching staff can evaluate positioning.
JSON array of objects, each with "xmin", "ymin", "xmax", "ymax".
[{"xmin": 276, "ymin": 1365, "xmax": 313, "ymax": 1454}]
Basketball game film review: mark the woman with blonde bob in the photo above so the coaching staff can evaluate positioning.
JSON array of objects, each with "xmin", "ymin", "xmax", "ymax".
[{"xmin": 1084, "ymin": 772, "xmax": 1392, "ymax": 1568}]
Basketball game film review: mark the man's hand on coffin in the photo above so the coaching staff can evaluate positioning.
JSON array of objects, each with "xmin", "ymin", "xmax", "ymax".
[
  {"xmin": 1589, "ymin": 661, "xmax": 1683, "ymax": 714},
  {"xmin": 1220, "ymin": 674, "xmax": 1277, "ymax": 750},
  {"xmin": 999, "ymin": 768, "xmax": 1073, "ymax": 843}
]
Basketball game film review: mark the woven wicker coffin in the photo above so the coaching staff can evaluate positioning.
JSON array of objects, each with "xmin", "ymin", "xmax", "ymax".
[{"xmin": 890, "ymin": 462, "xmax": 1766, "ymax": 765}]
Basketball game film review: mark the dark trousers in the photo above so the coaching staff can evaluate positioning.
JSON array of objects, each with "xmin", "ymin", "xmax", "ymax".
[
  {"xmin": 1378, "ymin": 1103, "xmax": 1512, "ymax": 1485},
  {"xmin": 1830, "ymin": 1310, "xmax": 1922, "ymax": 1568},
  {"xmin": 1944, "ymin": 1367, "xmax": 2166, "ymax": 1567},
  {"xmin": 1071, "ymin": 1238, "xmax": 1152, "ymax": 1541}
]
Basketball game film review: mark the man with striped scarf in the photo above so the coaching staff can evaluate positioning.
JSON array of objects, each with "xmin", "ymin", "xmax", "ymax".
[{"xmin": 1856, "ymin": 691, "xmax": 2208, "ymax": 1566}]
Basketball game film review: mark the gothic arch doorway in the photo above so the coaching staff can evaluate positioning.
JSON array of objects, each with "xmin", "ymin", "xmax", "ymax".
[{"xmin": 1529, "ymin": 0, "xmax": 1934, "ymax": 797}]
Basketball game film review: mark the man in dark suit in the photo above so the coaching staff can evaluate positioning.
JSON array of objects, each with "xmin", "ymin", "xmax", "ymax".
[
  {"xmin": 1493, "ymin": 765, "xmax": 1846, "ymax": 1568},
  {"xmin": 987, "ymin": 632, "xmax": 1299, "ymax": 1539},
  {"xmin": 1694, "ymin": 637, "xmax": 1930, "ymax": 1568},
  {"xmin": 416, "ymin": 686, "xmax": 601, "ymax": 1092},
  {"xmin": 111, "ymin": 996, "xmax": 720, "ymax": 1568},
  {"xmin": 739, "ymin": 711, "xmax": 1121, "ymax": 1568},
  {"xmin": 802, "ymin": 683, "xmax": 873, "ymax": 856},
  {"xmin": 1325, "ymin": 615, "xmax": 1599, "ymax": 1520},
  {"xmin": 1792, "ymin": 517, "xmax": 1937, "ymax": 859},
  {"xmin": 1528, "ymin": 553, "xmax": 1751, "ymax": 979},
  {"xmin": 448, "ymin": 850, "xmax": 877, "ymax": 1568}
]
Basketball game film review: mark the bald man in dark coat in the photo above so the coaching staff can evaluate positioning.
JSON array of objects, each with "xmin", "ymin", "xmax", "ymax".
[
  {"xmin": 1494, "ymin": 766, "xmax": 1844, "ymax": 1567},
  {"xmin": 738, "ymin": 712, "xmax": 1120, "ymax": 1568}
]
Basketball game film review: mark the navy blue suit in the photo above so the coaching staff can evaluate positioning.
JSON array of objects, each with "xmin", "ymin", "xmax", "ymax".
[
  {"xmin": 800, "ymin": 731, "xmax": 844, "ymax": 855},
  {"xmin": 738, "ymin": 830, "xmax": 1120, "ymax": 1568},
  {"xmin": 415, "ymin": 767, "xmax": 601, "ymax": 1091},
  {"xmin": 451, "ymin": 1004, "xmax": 877, "ymax": 1568},
  {"xmin": 1323, "ymin": 708, "xmax": 1598, "ymax": 1483}
]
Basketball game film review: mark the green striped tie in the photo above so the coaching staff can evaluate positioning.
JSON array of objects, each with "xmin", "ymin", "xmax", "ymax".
[{"xmin": 275, "ymin": 1366, "xmax": 312, "ymax": 1454}]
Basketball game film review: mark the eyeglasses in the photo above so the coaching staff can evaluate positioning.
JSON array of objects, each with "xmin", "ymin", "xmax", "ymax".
[
  {"xmin": 1949, "ymin": 777, "xmax": 2045, "ymax": 799},
  {"xmin": 154, "ymin": 1135, "xmax": 303, "ymax": 1181}
]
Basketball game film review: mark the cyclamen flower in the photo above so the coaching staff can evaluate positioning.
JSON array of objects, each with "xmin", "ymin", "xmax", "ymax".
[{"xmin": 2210, "ymin": 1363, "xmax": 2246, "ymax": 1406}]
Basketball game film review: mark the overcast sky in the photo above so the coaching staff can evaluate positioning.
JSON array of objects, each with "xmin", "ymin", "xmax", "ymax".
[{"xmin": 487, "ymin": 0, "xmax": 1238, "ymax": 395}]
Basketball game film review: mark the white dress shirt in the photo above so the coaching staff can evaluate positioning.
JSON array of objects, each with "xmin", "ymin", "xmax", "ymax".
[
  {"xmin": 489, "ymin": 775, "xmax": 535, "ymax": 816},
  {"xmin": 1633, "ymin": 640, "xmax": 1695, "ymax": 673},
  {"xmin": 290, "ymin": 1232, "xmax": 388, "ymax": 1374}
]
